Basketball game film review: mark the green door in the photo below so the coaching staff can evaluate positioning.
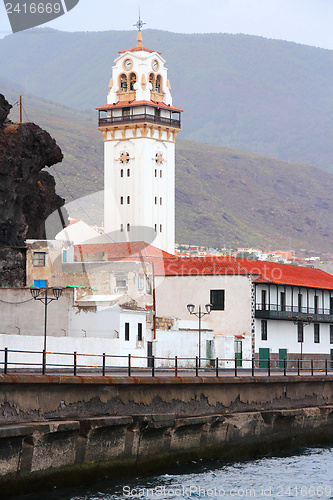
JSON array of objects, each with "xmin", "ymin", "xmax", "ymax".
[
  {"xmin": 331, "ymin": 349, "xmax": 333, "ymax": 370},
  {"xmin": 235, "ymin": 340, "xmax": 242, "ymax": 367},
  {"xmin": 259, "ymin": 348, "xmax": 270, "ymax": 368},
  {"xmin": 279, "ymin": 349, "xmax": 287, "ymax": 369}
]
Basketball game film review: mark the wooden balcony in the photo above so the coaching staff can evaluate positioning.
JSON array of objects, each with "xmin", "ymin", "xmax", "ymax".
[
  {"xmin": 255, "ymin": 303, "xmax": 333, "ymax": 323},
  {"xmin": 98, "ymin": 113, "xmax": 181, "ymax": 129}
]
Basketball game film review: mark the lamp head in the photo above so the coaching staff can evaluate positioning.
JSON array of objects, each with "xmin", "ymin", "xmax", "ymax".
[
  {"xmin": 187, "ymin": 303, "xmax": 195, "ymax": 314},
  {"xmin": 205, "ymin": 303, "xmax": 212, "ymax": 314},
  {"xmin": 52, "ymin": 287, "xmax": 63, "ymax": 299},
  {"xmin": 30, "ymin": 287, "xmax": 41, "ymax": 299}
]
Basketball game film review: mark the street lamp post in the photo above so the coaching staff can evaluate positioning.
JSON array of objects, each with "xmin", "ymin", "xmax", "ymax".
[
  {"xmin": 187, "ymin": 303, "xmax": 212, "ymax": 367},
  {"xmin": 292, "ymin": 315, "xmax": 313, "ymax": 370},
  {"xmin": 30, "ymin": 287, "xmax": 63, "ymax": 354}
]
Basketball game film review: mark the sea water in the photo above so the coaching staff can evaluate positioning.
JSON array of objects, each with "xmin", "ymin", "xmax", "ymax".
[{"xmin": 13, "ymin": 444, "xmax": 333, "ymax": 500}]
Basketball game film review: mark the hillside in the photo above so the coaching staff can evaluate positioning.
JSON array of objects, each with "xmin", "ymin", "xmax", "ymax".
[
  {"xmin": 4, "ymin": 87, "xmax": 333, "ymax": 258},
  {"xmin": 0, "ymin": 29, "xmax": 332, "ymax": 172}
]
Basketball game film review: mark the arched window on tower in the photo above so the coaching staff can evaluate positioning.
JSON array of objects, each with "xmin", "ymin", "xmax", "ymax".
[
  {"xmin": 149, "ymin": 73, "xmax": 155, "ymax": 89},
  {"xmin": 155, "ymin": 75, "xmax": 162, "ymax": 93},
  {"xmin": 130, "ymin": 73, "xmax": 137, "ymax": 91},
  {"xmin": 120, "ymin": 74, "xmax": 128, "ymax": 92}
]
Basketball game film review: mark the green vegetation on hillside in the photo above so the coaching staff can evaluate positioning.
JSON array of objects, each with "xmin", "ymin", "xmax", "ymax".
[
  {"xmin": 4, "ymin": 86, "xmax": 333, "ymax": 257},
  {"xmin": 0, "ymin": 29, "xmax": 332, "ymax": 172}
]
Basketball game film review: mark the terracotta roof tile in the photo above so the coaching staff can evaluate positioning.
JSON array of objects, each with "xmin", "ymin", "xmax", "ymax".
[
  {"xmin": 118, "ymin": 47, "xmax": 162, "ymax": 55},
  {"xmin": 96, "ymin": 100, "xmax": 183, "ymax": 112},
  {"xmin": 236, "ymin": 259, "xmax": 333, "ymax": 290}
]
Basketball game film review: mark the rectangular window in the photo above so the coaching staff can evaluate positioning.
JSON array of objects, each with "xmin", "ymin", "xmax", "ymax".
[
  {"xmin": 261, "ymin": 289, "xmax": 267, "ymax": 310},
  {"xmin": 261, "ymin": 320, "xmax": 267, "ymax": 341},
  {"xmin": 298, "ymin": 293, "xmax": 302, "ymax": 313},
  {"xmin": 137, "ymin": 276, "xmax": 144, "ymax": 290},
  {"xmin": 330, "ymin": 297, "xmax": 333, "ymax": 315},
  {"xmin": 330, "ymin": 325, "xmax": 333, "ymax": 344},
  {"xmin": 125, "ymin": 322, "xmax": 130, "ymax": 341},
  {"xmin": 210, "ymin": 289, "xmax": 225, "ymax": 311},
  {"xmin": 297, "ymin": 322, "xmax": 304, "ymax": 343},
  {"xmin": 123, "ymin": 107, "xmax": 130, "ymax": 116},
  {"xmin": 116, "ymin": 275, "xmax": 127, "ymax": 290},
  {"xmin": 314, "ymin": 323, "xmax": 320, "ymax": 343},
  {"xmin": 146, "ymin": 277, "xmax": 152, "ymax": 294},
  {"xmin": 32, "ymin": 252, "xmax": 46, "ymax": 267},
  {"xmin": 138, "ymin": 323, "xmax": 143, "ymax": 341},
  {"xmin": 280, "ymin": 291, "xmax": 285, "ymax": 312},
  {"xmin": 314, "ymin": 295, "xmax": 318, "ymax": 314}
]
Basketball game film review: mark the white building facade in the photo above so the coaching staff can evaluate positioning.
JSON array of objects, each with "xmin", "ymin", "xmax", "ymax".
[{"xmin": 98, "ymin": 29, "xmax": 182, "ymax": 255}]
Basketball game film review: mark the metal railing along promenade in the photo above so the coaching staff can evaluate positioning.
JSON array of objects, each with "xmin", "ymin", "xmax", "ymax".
[{"xmin": 1, "ymin": 348, "xmax": 332, "ymax": 378}]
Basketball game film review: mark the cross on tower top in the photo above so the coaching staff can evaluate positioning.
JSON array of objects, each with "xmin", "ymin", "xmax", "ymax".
[
  {"xmin": 134, "ymin": 12, "xmax": 146, "ymax": 32},
  {"xmin": 134, "ymin": 12, "xmax": 145, "ymax": 47}
]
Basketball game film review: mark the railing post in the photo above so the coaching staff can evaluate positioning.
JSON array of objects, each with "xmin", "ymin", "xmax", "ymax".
[
  {"xmin": 42, "ymin": 349, "xmax": 46, "ymax": 375},
  {"xmin": 252, "ymin": 357, "xmax": 255, "ymax": 377},
  {"xmin": 4, "ymin": 348, "xmax": 8, "ymax": 375},
  {"xmin": 325, "ymin": 358, "xmax": 328, "ymax": 376},
  {"xmin": 216, "ymin": 357, "xmax": 219, "ymax": 377},
  {"xmin": 195, "ymin": 356, "xmax": 199, "ymax": 377},
  {"xmin": 128, "ymin": 354, "xmax": 131, "ymax": 377},
  {"xmin": 152, "ymin": 356, "xmax": 155, "ymax": 377},
  {"xmin": 284, "ymin": 357, "xmax": 287, "ymax": 376},
  {"xmin": 268, "ymin": 358, "xmax": 270, "ymax": 377},
  {"xmin": 175, "ymin": 356, "xmax": 178, "ymax": 377},
  {"xmin": 311, "ymin": 359, "xmax": 314, "ymax": 376},
  {"xmin": 297, "ymin": 358, "xmax": 300, "ymax": 376},
  {"xmin": 234, "ymin": 356, "xmax": 237, "ymax": 377},
  {"xmin": 102, "ymin": 353, "xmax": 106, "ymax": 377},
  {"xmin": 73, "ymin": 351, "xmax": 77, "ymax": 376}
]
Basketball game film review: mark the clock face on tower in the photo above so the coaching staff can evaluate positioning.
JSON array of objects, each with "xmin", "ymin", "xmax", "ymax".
[
  {"xmin": 123, "ymin": 58, "xmax": 133, "ymax": 70},
  {"xmin": 152, "ymin": 59, "xmax": 159, "ymax": 71}
]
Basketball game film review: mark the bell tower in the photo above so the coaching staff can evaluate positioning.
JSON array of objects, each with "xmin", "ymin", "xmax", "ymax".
[{"xmin": 97, "ymin": 20, "xmax": 182, "ymax": 255}]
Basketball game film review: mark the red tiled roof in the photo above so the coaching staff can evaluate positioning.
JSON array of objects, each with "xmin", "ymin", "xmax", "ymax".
[
  {"xmin": 75, "ymin": 241, "xmax": 173, "ymax": 261},
  {"xmin": 236, "ymin": 259, "xmax": 333, "ymax": 290},
  {"xmin": 156, "ymin": 256, "xmax": 249, "ymax": 277},
  {"xmin": 72, "ymin": 246, "xmax": 333, "ymax": 290},
  {"xmin": 118, "ymin": 47, "xmax": 162, "ymax": 55},
  {"xmin": 96, "ymin": 100, "xmax": 183, "ymax": 112}
]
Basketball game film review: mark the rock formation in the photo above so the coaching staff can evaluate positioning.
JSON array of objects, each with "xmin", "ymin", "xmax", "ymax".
[{"xmin": 0, "ymin": 93, "xmax": 66, "ymax": 286}]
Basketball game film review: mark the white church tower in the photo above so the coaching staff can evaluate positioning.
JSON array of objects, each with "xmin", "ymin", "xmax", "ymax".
[{"xmin": 97, "ymin": 19, "xmax": 182, "ymax": 255}]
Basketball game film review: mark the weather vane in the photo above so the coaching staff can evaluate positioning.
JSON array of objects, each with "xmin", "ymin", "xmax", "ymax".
[{"xmin": 134, "ymin": 10, "xmax": 146, "ymax": 31}]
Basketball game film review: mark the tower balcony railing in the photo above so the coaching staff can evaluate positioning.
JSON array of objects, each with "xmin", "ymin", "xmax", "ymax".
[
  {"xmin": 255, "ymin": 303, "xmax": 333, "ymax": 322},
  {"xmin": 98, "ymin": 113, "xmax": 181, "ymax": 129}
]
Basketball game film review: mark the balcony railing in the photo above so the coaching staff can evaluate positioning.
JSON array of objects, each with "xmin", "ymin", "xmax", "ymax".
[
  {"xmin": 98, "ymin": 113, "xmax": 181, "ymax": 129},
  {"xmin": 255, "ymin": 303, "xmax": 333, "ymax": 322}
]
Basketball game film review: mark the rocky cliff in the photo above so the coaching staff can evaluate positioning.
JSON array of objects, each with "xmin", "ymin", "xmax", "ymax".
[{"xmin": 0, "ymin": 93, "xmax": 66, "ymax": 286}]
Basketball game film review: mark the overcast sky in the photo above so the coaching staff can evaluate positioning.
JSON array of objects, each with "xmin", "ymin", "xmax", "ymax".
[{"xmin": 0, "ymin": 0, "xmax": 332, "ymax": 49}]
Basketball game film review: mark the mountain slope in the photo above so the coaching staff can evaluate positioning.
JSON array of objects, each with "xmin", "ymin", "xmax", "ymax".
[
  {"xmin": 4, "ymin": 86, "xmax": 333, "ymax": 257},
  {"xmin": 0, "ymin": 29, "xmax": 332, "ymax": 172}
]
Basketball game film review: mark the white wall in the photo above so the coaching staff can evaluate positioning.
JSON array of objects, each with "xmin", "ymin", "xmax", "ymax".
[{"xmin": 255, "ymin": 318, "xmax": 333, "ymax": 356}]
